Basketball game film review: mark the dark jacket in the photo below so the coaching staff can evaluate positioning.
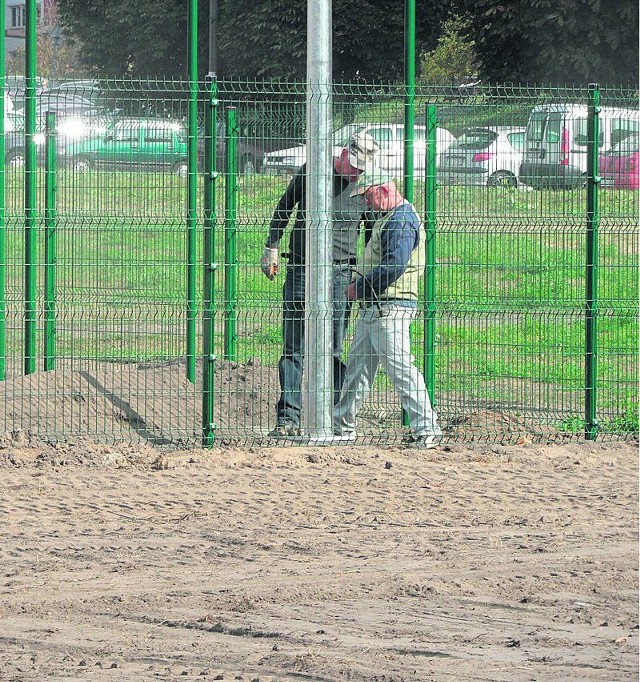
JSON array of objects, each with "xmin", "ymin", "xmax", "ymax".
[{"xmin": 266, "ymin": 163, "xmax": 373, "ymax": 264}]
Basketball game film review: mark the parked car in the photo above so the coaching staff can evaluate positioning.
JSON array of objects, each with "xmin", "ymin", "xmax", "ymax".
[
  {"xmin": 197, "ymin": 121, "xmax": 268, "ymax": 175},
  {"xmin": 67, "ymin": 118, "xmax": 189, "ymax": 176},
  {"xmin": 262, "ymin": 122, "xmax": 455, "ymax": 176},
  {"xmin": 519, "ymin": 104, "xmax": 640, "ymax": 189},
  {"xmin": 599, "ymin": 132, "xmax": 639, "ymax": 190},
  {"xmin": 5, "ymin": 75, "xmax": 48, "ymax": 112},
  {"xmin": 4, "ymin": 107, "xmax": 115, "ymax": 168},
  {"xmin": 437, "ymin": 126, "xmax": 526, "ymax": 187}
]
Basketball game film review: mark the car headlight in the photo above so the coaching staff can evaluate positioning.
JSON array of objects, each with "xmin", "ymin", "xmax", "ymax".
[{"xmin": 57, "ymin": 118, "xmax": 88, "ymax": 139}]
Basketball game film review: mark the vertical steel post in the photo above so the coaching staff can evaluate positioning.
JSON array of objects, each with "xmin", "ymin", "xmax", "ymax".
[
  {"xmin": 186, "ymin": 0, "xmax": 198, "ymax": 383},
  {"xmin": 402, "ymin": 0, "xmax": 416, "ymax": 428},
  {"xmin": 24, "ymin": 0, "xmax": 37, "ymax": 375},
  {"xmin": 202, "ymin": 76, "xmax": 218, "ymax": 446},
  {"xmin": 403, "ymin": 0, "xmax": 415, "ymax": 202},
  {"xmin": 224, "ymin": 106, "xmax": 237, "ymax": 361},
  {"xmin": 0, "ymin": 0, "xmax": 5, "ymax": 381},
  {"xmin": 44, "ymin": 111, "xmax": 57, "ymax": 371},
  {"xmin": 423, "ymin": 104, "xmax": 437, "ymax": 402},
  {"xmin": 585, "ymin": 83, "xmax": 600, "ymax": 440},
  {"xmin": 305, "ymin": 0, "xmax": 333, "ymax": 439}
]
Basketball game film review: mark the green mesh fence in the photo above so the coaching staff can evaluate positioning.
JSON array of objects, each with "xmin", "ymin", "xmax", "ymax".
[{"xmin": 1, "ymin": 79, "xmax": 638, "ymax": 446}]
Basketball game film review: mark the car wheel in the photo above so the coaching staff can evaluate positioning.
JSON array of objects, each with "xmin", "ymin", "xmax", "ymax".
[
  {"xmin": 239, "ymin": 155, "xmax": 257, "ymax": 176},
  {"xmin": 174, "ymin": 160, "xmax": 188, "ymax": 178},
  {"xmin": 73, "ymin": 157, "xmax": 91, "ymax": 173},
  {"xmin": 488, "ymin": 171, "xmax": 517, "ymax": 188},
  {"xmin": 6, "ymin": 149, "xmax": 25, "ymax": 168}
]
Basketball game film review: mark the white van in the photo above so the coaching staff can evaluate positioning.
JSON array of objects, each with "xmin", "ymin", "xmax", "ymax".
[{"xmin": 519, "ymin": 104, "xmax": 640, "ymax": 189}]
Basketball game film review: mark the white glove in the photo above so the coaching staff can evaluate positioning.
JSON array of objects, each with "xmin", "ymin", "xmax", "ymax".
[{"xmin": 261, "ymin": 246, "xmax": 279, "ymax": 280}]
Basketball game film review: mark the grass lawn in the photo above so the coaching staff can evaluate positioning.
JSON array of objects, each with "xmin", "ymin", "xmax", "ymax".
[{"xmin": 3, "ymin": 169, "xmax": 637, "ymax": 436}]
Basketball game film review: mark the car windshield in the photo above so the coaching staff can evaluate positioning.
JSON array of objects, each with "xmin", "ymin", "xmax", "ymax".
[
  {"xmin": 450, "ymin": 130, "xmax": 498, "ymax": 150},
  {"xmin": 526, "ymin": 113, "xmax": 547, "ymax": 143},
  {"xmin": 611, "ymin": 133, "xmax": 640, "ymax": 154}
]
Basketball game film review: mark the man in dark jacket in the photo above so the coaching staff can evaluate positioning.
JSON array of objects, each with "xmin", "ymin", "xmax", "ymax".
[{"xmin": 261, "ymin": 132, "xmax": 379, "ymax": 437}]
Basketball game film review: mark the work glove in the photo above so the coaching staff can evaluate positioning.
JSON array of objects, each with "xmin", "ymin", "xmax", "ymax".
[{"xmin": 260, "ymin": 246, "xmax": 279, "ymax": 280}]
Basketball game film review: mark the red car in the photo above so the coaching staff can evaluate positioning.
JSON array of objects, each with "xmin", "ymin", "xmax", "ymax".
[{"xmin": 600, "ymin": 133, "xmax": 639, "ymax": 189}]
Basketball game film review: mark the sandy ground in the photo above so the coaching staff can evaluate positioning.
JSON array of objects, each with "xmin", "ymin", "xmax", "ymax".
[{"xmin": 0, "ymin": 438, "xmax": 637, "ymax": 681}]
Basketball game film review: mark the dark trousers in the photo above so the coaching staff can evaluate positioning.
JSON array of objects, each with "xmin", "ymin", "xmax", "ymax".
[{"xmin": 276, "ymin": 263, "xmax": 353, "ymax": 426}]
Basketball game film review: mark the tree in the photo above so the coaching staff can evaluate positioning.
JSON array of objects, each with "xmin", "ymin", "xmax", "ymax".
[
  {"xmin": 6, "ymin": 1, "xmax": 82, "ymax": 78},
  {"xmin": 457, "ymin": 0, "xmax": 638, "ymax": 85},
  {"xmin": 418, "ymin": 15, "xmax": 479, "ymax": 85},
  {"xmin": 56, "ymin": 0, "xmax": 450, "ymax": 81}
]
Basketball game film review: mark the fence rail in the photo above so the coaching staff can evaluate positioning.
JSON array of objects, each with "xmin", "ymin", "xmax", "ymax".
[{"xmin": 1, "ymin": 79, "xmax": 637, "ymax": 446}]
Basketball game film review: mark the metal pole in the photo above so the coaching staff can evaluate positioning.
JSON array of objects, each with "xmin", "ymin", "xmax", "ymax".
[
  {"xmin": 423, "ymin": 104, "xmax": 437, "ymax": 402},
  {"xmin": 202, "ymin": 76, "xmax": 218, "ymax": 446},
  {"xmin": 403, "ymin": 0, "xmax": 415, "ymax": 202},
  {"xmin": 44, "ymin": 111, "xmax": 57, "ymax": 371},
  {"xmin": 208, "ymin": 0, "xmax": 218, "ymax": 76},
  {"xmin": 402, "ymin": 0, "xmax": 416, "ymax": 428},
  {"xmin": 186, "ymin": 0, "xmax": 198, "ymax": 384},
  {"xmin": 585, "ymin": 83, "xmax": 600, "ymax": 440},
  {"xmin": 224, "ymin": 106, "xmax": 238, "ymax": 361},
  {"xmin": 304, "ymin": 0, "xmax": 333, "ymax": 439},
  {"xmin": 0, "ymin": 0, "xmax": 5, "ymax": 381},
  {"xmin": 24, "ymin": 0, "xmax": 37, "ymax": 375}
]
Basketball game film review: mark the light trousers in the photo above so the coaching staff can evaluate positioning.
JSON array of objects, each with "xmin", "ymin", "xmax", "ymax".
[{"xmin": 334, "ymin": 302, "xmax": 441, "ymax": 437}]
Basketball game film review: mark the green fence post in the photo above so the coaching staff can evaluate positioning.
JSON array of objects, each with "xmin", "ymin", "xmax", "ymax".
[
  {"xmin": 224, "ymin": 106, "xmax": 238, "ymax": 361},
  {"xmin": 24, "ymin": 0, "xmax": 37, "ymax": 375},
  {"xmin": 202, "ymin": 76, "xmax": 218, "ymax": 446},
  {"xmin": 0, "ymin": 0, "xmax": 5, "ymax": 381},
  {"xmin": 44, "ymin": 111, "xmax": 57, "ymax": 371},
  {"xmin": 403, "ymin": 0, "xmax": 415, "ymax": 203},
  {"xmin": 423, "ymin": 104, "xmax": 437, "ymax": 403},
  {"xmin": 186, "ymin": 0, "xmax": 198, "ymax": 384},
  {"xmin": 585, "ymin": 83, "xmax": 600, "ymax": 440}
]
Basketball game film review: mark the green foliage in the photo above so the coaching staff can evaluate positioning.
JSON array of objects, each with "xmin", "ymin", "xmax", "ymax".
[
  {"xmin": 56, "ymin": 0, "xmax": 450, "ymax": 81},
  {"xmin": 457, "ymin": 0, "xmax": 639, "ymax": 86},
  {"xmin": 418, "ymin": 15, "xmax": 479, "ymax": 85}
]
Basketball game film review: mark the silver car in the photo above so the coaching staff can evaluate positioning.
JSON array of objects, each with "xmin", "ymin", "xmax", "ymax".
[
  {"xmin": 262, "ymin": 122, "xmax": 455, "ymax": 177},
  {"xmin": 438, "ymin": 126, "xmax": 526, "ymax": 187}
]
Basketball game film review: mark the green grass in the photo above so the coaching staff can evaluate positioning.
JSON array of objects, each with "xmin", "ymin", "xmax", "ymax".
[{"xmin": 2, "ymin": 168, "xmax": 637, "ymax": 434}]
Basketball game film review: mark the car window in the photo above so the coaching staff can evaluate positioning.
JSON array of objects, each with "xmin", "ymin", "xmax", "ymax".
[
  {"xmin": 145, "ymin": 126, "xmax": 174, "ymax": 144},
  {"xmin": 507, "ymin": 132, "xmax": 525, "ymax": 151},
  {"xmin": 611, "ymin": 119, "xmax": 640, "ymax": 147},
  {"xmin": 573, "ymin": 118, "xmax": 604, "ymax": 147},
  {"xmin": 544, "ymin": 115, "xmax": 562, "ymax": 144},
  {"xmin": 450, "ymin": 130, "xmax": 498, "ymax": 150},
  {"xmin": 611, "ymin": 133, "xmax": 640, "ymax": 154},
  {"xmin": 526, "ymin": 113, "xmax": 547, "ymax": 143},
  {"xmin": 114, "ymin": 122, "xmax": 139, "ymax": 142}
]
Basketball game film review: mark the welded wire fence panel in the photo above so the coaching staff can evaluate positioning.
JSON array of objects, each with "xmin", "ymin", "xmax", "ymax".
[{"xmin": 1, "ymin": 78, "xmax": 637, "ymax": 445}]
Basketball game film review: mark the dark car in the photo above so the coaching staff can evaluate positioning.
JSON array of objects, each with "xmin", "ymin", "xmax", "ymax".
[
  {"xmin": 197, "ymin": 121, "xmax": 267, "ymax": 176},
  {"xmin": 67, "ymin": 117, "xmax": 190, "ymax": 176}
]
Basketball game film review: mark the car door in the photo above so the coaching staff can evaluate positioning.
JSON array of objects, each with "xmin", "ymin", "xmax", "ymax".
[
  {"xmin": 101, "ymin": 119, "xmax": 141, "ymax": 170},
  {"xmin": 142, "ymin": 122, "xmax": 182, "ymax": 172}
]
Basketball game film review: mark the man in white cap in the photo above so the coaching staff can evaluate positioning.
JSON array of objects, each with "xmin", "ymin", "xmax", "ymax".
[
  {"xmin": 261, "ymin": 131, "xmax": 379, "ymax": 437},
  {"xmin": 333, "ymin": 171, "xmax": 442, "ymax": 449}
]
